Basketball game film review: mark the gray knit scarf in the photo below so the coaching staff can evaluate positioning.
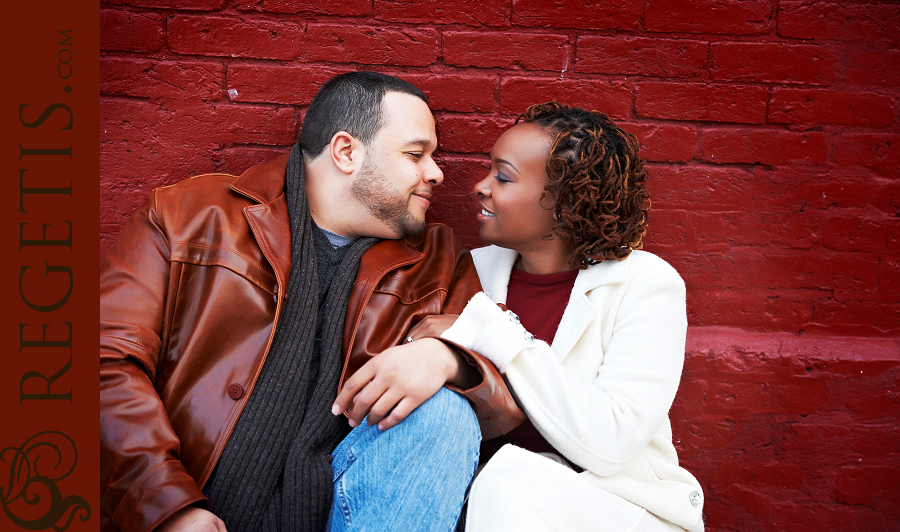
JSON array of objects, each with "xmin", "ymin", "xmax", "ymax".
[{"xmin": 206, "ymin": 143, "xmax": 378, "ymax": 531}]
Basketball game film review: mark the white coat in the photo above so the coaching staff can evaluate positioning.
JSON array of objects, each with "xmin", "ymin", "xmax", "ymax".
[{"xmin": 442, "ymin": 246, "xmax": 704, "ymax": 532}]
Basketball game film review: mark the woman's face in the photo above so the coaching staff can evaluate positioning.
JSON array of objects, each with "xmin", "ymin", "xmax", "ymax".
[{"xmin": 474, "ymin": 122, "xmax": 557, "ymax": 252}]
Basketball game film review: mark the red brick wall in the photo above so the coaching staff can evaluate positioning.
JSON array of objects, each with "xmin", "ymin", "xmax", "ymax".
[{"xmin": 100, "ymin": 1, "xmax": 900, "ymax": 530}]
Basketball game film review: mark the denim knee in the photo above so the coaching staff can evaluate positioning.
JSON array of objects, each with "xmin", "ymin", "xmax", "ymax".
[{"xmin": 406, "ymin": 388, "xmax": 479, "ymax": 441}]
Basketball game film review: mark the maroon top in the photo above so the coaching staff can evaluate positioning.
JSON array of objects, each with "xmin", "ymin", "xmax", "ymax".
[{"xmin": 480, "ymin": 266, "xmax": 579, "ymax": 465}]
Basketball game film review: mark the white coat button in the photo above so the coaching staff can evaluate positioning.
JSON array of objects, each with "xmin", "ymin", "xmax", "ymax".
[{"xmin": 689, "ymin": 491, "xmax": 701, "ymax": 506}]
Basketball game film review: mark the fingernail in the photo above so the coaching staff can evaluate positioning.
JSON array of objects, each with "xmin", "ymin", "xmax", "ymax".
[
  {"xmin": 331, "ymin": 404, "xmax": 340, "ymax": 415},
  {"xmin": 377, "ymin": 423, "xmax": 385, "ymax": 431},
  {"xmin": 348, "ymin": 419, "xmax": 357, "ymax": 428}
]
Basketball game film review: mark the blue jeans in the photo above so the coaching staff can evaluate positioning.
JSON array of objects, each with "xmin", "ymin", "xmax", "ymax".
[{"xmin": 326, "ymin": 387, "xmax": 481, "ymax": 532}]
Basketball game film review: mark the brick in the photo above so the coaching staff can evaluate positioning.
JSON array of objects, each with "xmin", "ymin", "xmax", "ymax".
[
  {"xmin": 426, "ymin": 156, "xmax": 488, "ymax": 249},
  {"xmin": 783, "ymin": 422, "xmax": 855, "ymax": 462},
  {"xmin": 645, "ymin": 0, "xmax": 776, "ymax": 35},
  {"xmin": 621, "ymin": 122, "xmax": 697, "ymax": 163},
  {"xmin": 697, "ymin": 128, "xmax": 827, "ymax": 165},
  {"xmin": 880, "ymin": 259, "xmax": 900, "ymax": 299},
  {"xmin": 850, "ymin": 425, "xmax": 900, "ymax": 459},
  {"xmin": 100, "ymin": 9, "xmax": 164, "ymax": 53},
  {"xmin": 769, "ymin": 89, "xmax": 894, "ymax": 127},
  {"xmin": 100, "ymin": 99, "xmax": 220, "ymax": 224},
  {"xmin": 375, "ymin": 0, "xmax": 503, "ymax": 26},
  {"xmin": 772, "ymin": 502, "xmax": 876, "ymax": 532},
  {"xmin": 512, "ymin": 0, "xmax": 642, "ymax": 30},
  {"xmin": 836, "ymin": 466, "xmax": 900, "ymax": 505},
  {"xmin": 761, "ymin": 165, "xmax": 899, "ymax": 215},
  {"xmin": 823, "ymin": 216, "xmax": 889, "ymax": 252},
  {"xmin": 210, "ymin": 104, "xmax": 296, "ymax": 147},
  {"xmin": 304, "ymin": 25, "xmax": 439, "ymax": 66},
  {"xmin": 649, "ymin": 164, "xmax": 756, "ymax": 210},
  {"xmin": 710, "ymin": 462, "xmax": 806, "ymax": 492},
  {"xmin": 576, "ymin": 36, "xmax": 707, "ymax": 78},
  {"xmin": 500, "ymin": 78, "xmax": 633, "ymax": 119},
  {"xmin": 725, "ymin": 485, "xmax": 773, "ymax": 522},
  {"xmin": 100, "ymin": 58, "xmax": 224, "ymax": 102},
  {"xmin": 887, "ymin": 220, "xmax": 900, "ymax": 254},
  {"xmin": 711, "ymin": 42, "xmax": 836, "ymax": 85},
  {"xmin": 101, "ymin": 99, "xmax": 294, "ymax": 188},
  {"xmin": 643, "ymin": 209, "xmax": 688, "ymax": 249},
  {"xmin": 664, "ymin": 252, "xmax": 755, "ymax": 289},
  {"xmin": 685, "ymin": 288, "xmax": 815, "ymax": 331},
  {"xmin": 712, "ymin": 379, "xmax": 830, "ymax": 418},
  {"xmin": 757, "ymin": 253, "xmax": 878, "ymax": 292},
  {"xmin": 167, "ymin": 15, "xmax": 304, "ymax": 59},
  {"xmin": 435, "ymin": 115, "xmax": 510, "ymax": 154},
  {"xmin": 226, "ymin": 64, "xmax": 341, "ymax": 105},
  {"xmin": 259, "ymin": 0, "xmax": 368, "ymax": 15},
  {"xmin": 689, "ymin": 210, "xmax": 820, "ymax": 251},
  {"xmin": 444, "ymin": 31, "xmax": 569, "ymax": 71},
  {"xmin": 221, "ymin": 147, "xmax": 288, "ymax": 176},
  {"xmin": 636, "ymin": 82, "xmax": 768, "ymax": 123},
  {"xmin": 778, "ymin": 1, "xmax": 900, "ymax": 42},
  {"xmin": 832, "ymin": 133, "xmax": 900, "ymax": 178},
  {"xmin": 102, "ymin": 0, "xmax": 224, "ymax": 7},
  {"xmin": 402, "ymin": 74, "xmax": 497, "ymax": 113},
  {"xmin": 677, "ymin": 414, "xmax": 738, "ymax": 452},
  {"xmin": 845, "ymin": 47, "xmax": 900, "ymax": 87},
  {"xmin": 810, "ymin": 298, "xmax": 900, "ymax": 336},
  {"xmin": 845, "ymin": 390, "xmax": 900, "ymax": 421}
]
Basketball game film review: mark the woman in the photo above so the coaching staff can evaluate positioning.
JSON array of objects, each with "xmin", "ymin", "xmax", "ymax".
[{"xmin": 411, "ymin": 103, "xmax": 704, "ymax": 531}]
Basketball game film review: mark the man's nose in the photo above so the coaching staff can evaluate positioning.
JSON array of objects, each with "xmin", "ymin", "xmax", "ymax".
[{"xmin": 424, "ymin": 158, "xmax": 444, "ymax": 185}]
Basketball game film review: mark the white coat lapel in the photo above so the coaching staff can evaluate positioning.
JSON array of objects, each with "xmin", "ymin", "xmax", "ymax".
[
  {"xmin": 471, "ymin": 246, "xmax": 519, "ymax": 304},
  {"xmin": 473, "ymin": 246, "xmax": 631, "ymax": 362},
  {"xmin": 550, "ymin": 256, "xmax": 630, "ymax": 360}
]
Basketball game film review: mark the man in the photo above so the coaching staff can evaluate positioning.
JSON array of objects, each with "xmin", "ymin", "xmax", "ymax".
[{"xmin": 100, "ymin": 72, "xmax": 522, "ymax": 532}]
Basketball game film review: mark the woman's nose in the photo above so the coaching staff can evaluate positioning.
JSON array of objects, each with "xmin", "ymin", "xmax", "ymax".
[{"xmin": 473, "ymin": 175, "xmax": 491, "ymax": 198}]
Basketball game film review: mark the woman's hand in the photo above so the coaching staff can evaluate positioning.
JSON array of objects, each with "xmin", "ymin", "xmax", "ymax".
[{"xmin": 406, "ymin": 314, "xmax": 459, "ymax": 341}]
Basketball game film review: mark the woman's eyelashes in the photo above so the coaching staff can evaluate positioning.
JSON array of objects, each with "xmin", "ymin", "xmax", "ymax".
[{"xmin": 494, "ymin": 171, "xmax": 512, "ymax": 184}]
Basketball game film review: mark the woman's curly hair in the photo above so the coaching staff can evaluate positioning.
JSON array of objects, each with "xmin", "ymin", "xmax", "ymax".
[{"xmin": 517, "ymin": 102, "xmax": 650, "ymax": 269}]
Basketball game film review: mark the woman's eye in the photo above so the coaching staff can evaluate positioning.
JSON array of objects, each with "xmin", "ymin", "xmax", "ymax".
[
  {"xmin": 407, "ymin": 152, "xmax": 424, "ymax": 159},
  {"xmin": 495, "ymin": 172, "xmax": 511, "ymax": 183}
]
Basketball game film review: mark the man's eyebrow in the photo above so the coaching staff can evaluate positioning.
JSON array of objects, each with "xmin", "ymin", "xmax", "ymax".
[
  {"xmin": 494, "ymin": 157, "xmax": 519, "ymax": 173},
  {"xmin": 402, "ymin": 138, "xmax": 436, "ymax": 149}
]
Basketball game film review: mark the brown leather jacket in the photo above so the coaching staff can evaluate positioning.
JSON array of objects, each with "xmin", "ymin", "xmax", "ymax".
[{"xmin": 99, "ymin": 155, "xmax": 523, "ymax": 532}]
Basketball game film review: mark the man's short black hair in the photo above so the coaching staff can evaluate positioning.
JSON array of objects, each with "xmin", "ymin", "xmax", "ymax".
[{"xmin": 299, "ymin": 71, "xmax": 428, "ymax": 159}]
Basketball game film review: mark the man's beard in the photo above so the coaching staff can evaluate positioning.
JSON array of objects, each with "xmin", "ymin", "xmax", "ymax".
[{"xmin": 351, "ymin": 156, "xmax": 426, "ymax": 237}]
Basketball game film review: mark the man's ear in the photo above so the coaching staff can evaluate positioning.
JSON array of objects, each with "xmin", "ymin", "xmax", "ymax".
[{"xmin": 330, "ymin": 131, "xmax": 363, "ymax": 175}]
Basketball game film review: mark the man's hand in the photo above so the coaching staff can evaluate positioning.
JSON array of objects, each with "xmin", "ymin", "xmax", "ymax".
[
  {"xmin": 406, "ymin": 314, "xmax": 458, "ymax": 341},
  {"xmin": 155, "ymin": 507, "xmax": 227, "ymax": 532},
  {"xmin": 331, "ymin": 338, "xmax": 460, "ymax": 431}
]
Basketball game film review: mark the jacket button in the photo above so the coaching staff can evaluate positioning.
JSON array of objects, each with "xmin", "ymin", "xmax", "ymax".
[
  {"xmin": 689, "ymin": 491, "xmax": 702, "ymax": 506},
  {"xmin": 227, "ymin": 383, "xmax": 244, "ymax": 400}
]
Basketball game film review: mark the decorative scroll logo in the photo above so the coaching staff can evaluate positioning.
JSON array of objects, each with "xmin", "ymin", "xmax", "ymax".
[{"xmin": 1, "ymin": 431, "xmax": 90, "ymax": 530}]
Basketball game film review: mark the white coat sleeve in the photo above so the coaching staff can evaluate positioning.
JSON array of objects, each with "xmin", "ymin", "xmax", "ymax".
[{"xmin": 442, "ymin": 259, "xmax": 687, "ymax": 477}]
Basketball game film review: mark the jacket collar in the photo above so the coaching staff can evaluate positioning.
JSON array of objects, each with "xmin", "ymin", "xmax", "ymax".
[
  {"xmin": 475, "ymin": 245, "xmax": 630, "ymax": 360},
  {"xmin": 231, "ymin": 153, "xmax": 291, "ymax": 205},
  {"xmin": 229, "ymin": 154, "xmax": 292, "ymax": 292}
]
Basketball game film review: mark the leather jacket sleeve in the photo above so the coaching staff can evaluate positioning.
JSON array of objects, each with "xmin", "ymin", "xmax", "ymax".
[
  {"xmin": 100, "ymin": 192, "xmax": 207, "ymax": 532},
  {"xmin": 341, "ymin": 227, "xmax": 526, "ymax": 440},
  {"xmin": 433, "ymin": 248, "xmax": 526, "ymax": 440}
]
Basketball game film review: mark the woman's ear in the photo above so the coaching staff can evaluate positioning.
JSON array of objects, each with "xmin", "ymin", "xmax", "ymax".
[{"xmin": 330, "ymin": 131, "xmax": 363, "ymax": 175}]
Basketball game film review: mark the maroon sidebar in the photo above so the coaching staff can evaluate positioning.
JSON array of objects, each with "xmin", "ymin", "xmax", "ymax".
[{"xmin": 2, "ymin": 1, "xmax": 100, "ymax": 531}]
